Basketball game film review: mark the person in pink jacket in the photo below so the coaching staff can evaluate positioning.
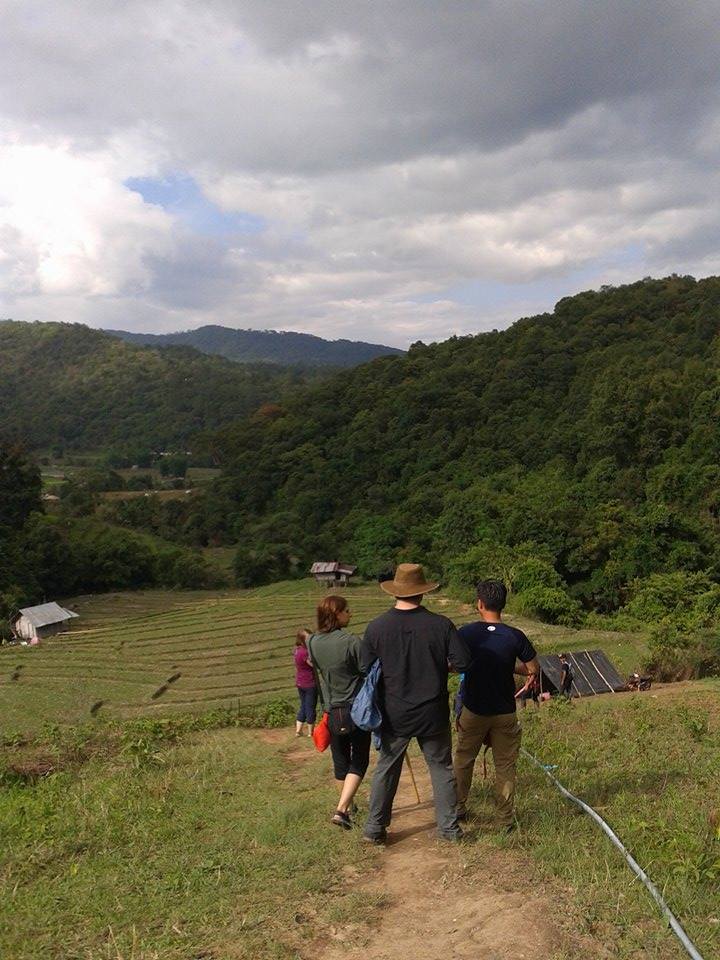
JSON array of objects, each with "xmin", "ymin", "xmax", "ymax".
[{"xmin": 294, "ymin": 628, "xmax": 317, "ymax": 737}]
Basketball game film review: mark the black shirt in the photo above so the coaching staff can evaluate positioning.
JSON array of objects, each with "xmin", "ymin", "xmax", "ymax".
[
  {"xmin": 360, "ymin": 606, "xmax": 471, "ymax": 737},
  {"xmin": 459, "ymin": 621, "xmax": 537, "ymax": 716}
]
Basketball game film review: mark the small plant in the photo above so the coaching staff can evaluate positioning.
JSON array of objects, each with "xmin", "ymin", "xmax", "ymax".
[
  {"xmin": 1, "ymin": 730, "xmax": 26, "ymax": 748},
  {"xmin": 677, "ymin": 706, "xmax": 709, "ymax": 743},
  {"xmin": 260, "ymin": 698, "xmax": 296, "ymax": 728},
  {"xmin": 547, "ymin": 695, "xmax": 574, "ymax": 716}
]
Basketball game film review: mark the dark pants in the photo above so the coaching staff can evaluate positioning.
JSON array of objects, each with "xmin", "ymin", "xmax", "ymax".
[
  {"xmin": 330, "ymin": 728, "xmax": 371, "ymax": 780},
  {"xmin": 364, "ymin": 727, "xmax": 461, "ymax": 840},
  {"xmin": 560, "ymin": 678, "xmax": 573, "ymax": 699},
  {"xmin": 296, "ymin": 686, "xmax": 317, "ymax": 723}
]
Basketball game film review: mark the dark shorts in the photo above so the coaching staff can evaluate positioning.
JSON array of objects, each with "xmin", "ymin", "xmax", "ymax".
[{"xmin": 330, "ymin": 727, "xmax": 371, "ymax": 780}]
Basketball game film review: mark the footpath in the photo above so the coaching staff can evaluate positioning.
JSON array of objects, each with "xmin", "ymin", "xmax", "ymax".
[{"xmin": 265, "ymin": 729, "xmax": 604, "ymax": 960}]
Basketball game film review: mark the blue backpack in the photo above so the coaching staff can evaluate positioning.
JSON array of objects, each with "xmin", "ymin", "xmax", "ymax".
[{"xmin": 350, "ymin": 659, "xmax": 382, "ymax": 731}]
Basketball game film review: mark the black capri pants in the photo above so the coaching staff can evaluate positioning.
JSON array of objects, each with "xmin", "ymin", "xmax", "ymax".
[{"xmin": 330, "ymin": 728, "xmax": 372, "ymax": 780}]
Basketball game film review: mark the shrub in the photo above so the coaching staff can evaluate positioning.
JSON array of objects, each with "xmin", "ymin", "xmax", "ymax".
[
  {"xmin": 511, "ymin": 557, "xmax": 562, "ymax": 593},
  {"xmin": 645, "ymin": 621, "xmax": 720, "ymax": 680},
  {"xmin": 623, "ymin": 571, "xmax": 715, "ymax": 623},
  {"xmin": 444, "ymin": 540, "xmax": 551, "ymax": 598},
  {"xmin": 514, "ymin": 585, "xmax": 582, "ymax": 627}
]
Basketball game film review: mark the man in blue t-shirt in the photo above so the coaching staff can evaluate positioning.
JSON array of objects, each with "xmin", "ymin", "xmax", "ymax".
[{"xmin": 453, "ymin": 579, "xmax": 540, "ymax": 829}]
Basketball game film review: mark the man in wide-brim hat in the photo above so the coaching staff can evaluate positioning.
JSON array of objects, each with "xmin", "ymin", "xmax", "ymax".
[{"xmin": 359, "ymin": 563, "xmax": 472, "ymax": 842}]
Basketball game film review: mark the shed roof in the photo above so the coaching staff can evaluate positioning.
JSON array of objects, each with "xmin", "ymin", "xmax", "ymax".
[
  {"xmin": 310, "ymin": 562, "xmax": 357, "ymax": 575},
  {"xmin": 15, "ymin": 602, "xmax": 79, "ymax": 628},
  {"xmin": 538, "ymin": 650, "xmax": 625, "ymax": 697}
]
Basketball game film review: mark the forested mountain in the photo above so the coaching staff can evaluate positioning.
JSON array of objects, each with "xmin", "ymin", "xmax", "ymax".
[
  {"xmin": 0, "ymin": 321, "xmax": 310, "ymax": 452},
  {"xmin": 170, "ymin": 276, "xmax": 720, "ymax": 626},
  {"xmin": 106, "ymin": 325, "xmax": 403, "ymax": 367}
]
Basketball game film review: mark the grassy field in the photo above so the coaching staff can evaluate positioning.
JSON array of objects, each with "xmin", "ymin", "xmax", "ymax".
[
  {"xmin": 1, "ymin": 685, "xmax": 717, "ymax": 959},
  {"xmin": 0, "ymin": 581, "xmax": 650, "ymax": 735},
  {"xmin": 0, "ymin": 720, "xmax": 380, "ymax": 960},
  {"xmin": 0, "ymin": 581, "xmax": 651, "ymax": 736},
  {"xmin": 1, "ymin": 579, "xmax": 717, "ymax": 958},
  {"xmin": 501, "ymin": 680, "xmax": 720, "ymax": 959}
]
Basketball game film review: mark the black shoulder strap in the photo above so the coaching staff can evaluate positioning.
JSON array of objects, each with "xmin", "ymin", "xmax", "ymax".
[{"xmin": 307, "ymin": 634, "xmax": 329, "ymax": 709}]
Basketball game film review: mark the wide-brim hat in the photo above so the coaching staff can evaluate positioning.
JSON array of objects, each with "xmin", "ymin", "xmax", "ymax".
[{"xmin": 380, "ymin": 563, "xmax": 439, "ymax": 598}]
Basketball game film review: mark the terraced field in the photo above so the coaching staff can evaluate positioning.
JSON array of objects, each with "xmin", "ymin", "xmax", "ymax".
[
  {"xmin": 1, "ymin": 580, "xmax": 647, "ymax": 734},
  {"xmin": 0, "ymin": 582, "xmax": 469, "ymax": 733}
]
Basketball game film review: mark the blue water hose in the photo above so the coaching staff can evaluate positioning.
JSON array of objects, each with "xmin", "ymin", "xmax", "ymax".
[{"xmin": 521, "ymin": 748, "xmax": 705, "ymax": 960}]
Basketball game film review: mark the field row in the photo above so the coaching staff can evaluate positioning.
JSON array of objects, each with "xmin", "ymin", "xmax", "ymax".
[
  {"xmin": 1, "ymin": 582, "xmax": 437, "ymax": 730},
  {"xmin": 0, "ymin": 582, "xmax": 645, "ymax": 733}
]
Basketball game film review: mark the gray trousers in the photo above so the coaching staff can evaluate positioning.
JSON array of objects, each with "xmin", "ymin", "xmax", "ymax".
[{"xmin": 364, "ymin": 728, "xmax": 461, "ymax": 840}]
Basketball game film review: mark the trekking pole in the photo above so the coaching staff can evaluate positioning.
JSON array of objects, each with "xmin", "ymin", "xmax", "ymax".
[{"xmin": 404, "ymin": 753, "xmax": 421, "ymax": 804}]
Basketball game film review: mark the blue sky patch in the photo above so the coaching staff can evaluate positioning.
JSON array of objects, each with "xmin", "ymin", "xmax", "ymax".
[
  {"xmin": 125, "ymin": 173, "xmax": 265, "ymax": 237},
  {"xmin": 413, "ymin": 244, "xmax": 646, "ymax": 313}
]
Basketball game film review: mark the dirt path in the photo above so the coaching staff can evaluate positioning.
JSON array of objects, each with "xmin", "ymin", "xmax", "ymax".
[{"xmin": 261, "ymin": 729, "xmax": 599, "ymax": 960}]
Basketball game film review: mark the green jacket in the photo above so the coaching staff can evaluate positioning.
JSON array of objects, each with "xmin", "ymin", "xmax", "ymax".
[{"xmin": 308, "ymin": 629, "xmax": 364, "ymax": 711}]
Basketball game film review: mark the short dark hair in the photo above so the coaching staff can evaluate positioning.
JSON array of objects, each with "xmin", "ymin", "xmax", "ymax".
[{"xmin": 476, "ymin": 579, "xmax": 507, "ymax": 611}]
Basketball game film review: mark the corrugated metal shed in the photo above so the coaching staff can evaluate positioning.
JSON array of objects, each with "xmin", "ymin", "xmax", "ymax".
[
  {"xmin": 16, "ymin": 602, "xmax": 79, "ymax": 628},
  {"xmin": 538, "ymin": 650, "xmax": 626, "ymax": 698}
]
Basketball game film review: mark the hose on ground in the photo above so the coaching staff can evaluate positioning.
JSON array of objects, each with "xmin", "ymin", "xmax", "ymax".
[{"xmin": 520, "ymin": 747, "xmax": 705, "ymax": 960}]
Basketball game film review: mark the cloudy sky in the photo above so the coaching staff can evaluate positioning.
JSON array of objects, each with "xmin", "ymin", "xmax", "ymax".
[{"xmin": 1, "ymin": 1, "xmax": 718, "ymax": 347}]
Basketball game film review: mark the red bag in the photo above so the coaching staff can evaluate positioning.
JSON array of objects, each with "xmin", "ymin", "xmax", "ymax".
[{"xmin": 312, "ymin": 712, "xmax": 331, "ymax": 752}]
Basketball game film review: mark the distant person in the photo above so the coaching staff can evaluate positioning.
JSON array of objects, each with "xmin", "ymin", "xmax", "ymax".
[
  {"xmin": 559, "ymin": 653, "xmax": 574, "ymax": 699},
  {"xmin": 308, "ymin": 596, "xmax": 370, "ymax": 830},
  {"xmin": 294, "ymin": 628, "xmax": 317, "ymax": 737},
  {"xmin": 360, "ymin": 563, "xmax": 471, "ymax": 843},
  {"xmin": 516, "ymin": 673, "xmax": 540, "ymax": 709},
  {"xmin": 453, "ymin": 579, "xmax": 540, "ymax": 830}
]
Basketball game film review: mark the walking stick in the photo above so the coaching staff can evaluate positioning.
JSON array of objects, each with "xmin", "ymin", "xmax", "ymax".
[{"xmin": 404, "ymin": 752, "xmax": 421, "ymax": 805}]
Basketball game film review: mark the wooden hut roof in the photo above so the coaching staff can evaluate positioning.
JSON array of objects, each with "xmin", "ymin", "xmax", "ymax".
[{"xmin": 310, "ymin": 562, "xmax": 357, "ymax": 575}]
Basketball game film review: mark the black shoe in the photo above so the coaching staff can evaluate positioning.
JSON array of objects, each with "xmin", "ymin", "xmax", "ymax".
[
  {"xmin": 362, "ymin": 830, "xmax": 387, "ymax": 845},
  {"xmin": 331, "ymin": 810, "xmax": 352, "ymax": 831},
  {"xmin": 438, "ymin": 829, "xmax": 465, "ymax": 842}
]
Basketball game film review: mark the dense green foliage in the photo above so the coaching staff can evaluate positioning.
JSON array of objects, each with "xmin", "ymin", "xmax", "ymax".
[
  {"xmin": 108, "ymin": 323, "xmax": 403, "ymax": 367},
  {"xmin": 0, "ymin": 321, "xmax": 309, "ymax": 452},
  {"xmin": 182, "ymin": 277, "xmax": 720, "ymax": 645},
  {"xmin": 0, "ymin": 440, "xmax": 218, "ymax": 623}
]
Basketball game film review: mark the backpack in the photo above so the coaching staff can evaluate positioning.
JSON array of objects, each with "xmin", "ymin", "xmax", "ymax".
[{"xmin": 350, "ymin": 659, "xmax": 382, "ymax": 731}]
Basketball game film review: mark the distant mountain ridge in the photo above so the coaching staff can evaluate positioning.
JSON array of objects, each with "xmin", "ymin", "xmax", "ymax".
[
  {"xmin": 0, "ymin": 321, "xmax": 312, "ymax": 452},
  {"xmin": 105, "ymin": 325, "xmax": 404, "ymax": 367}
]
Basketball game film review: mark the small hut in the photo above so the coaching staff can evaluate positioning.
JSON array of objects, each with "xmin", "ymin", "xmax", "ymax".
[
  {"xmin": 310, "ymin": 562, "xmax": 357, "ymax": 588},
  {"xmin": 13, "ymin": 603, "xmax": 79, "ymax": 644},
  {"xmin": 537, "ymin": 650, "xmax": 626, "ymax": 698}
]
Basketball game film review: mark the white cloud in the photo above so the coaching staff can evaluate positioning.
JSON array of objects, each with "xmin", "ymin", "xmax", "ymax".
[
  {"xmin": 0, "ymin": 1, "xmax": 719, "ymax": 345},
  {"xmin": 0, "ymin": 138, "xmax": 173, "ymax": 298}
]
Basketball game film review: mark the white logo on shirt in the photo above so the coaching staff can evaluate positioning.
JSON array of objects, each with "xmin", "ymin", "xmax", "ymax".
[{"xmin": 487, "ymin": 625, "xmax": 496, "ymax": 631}]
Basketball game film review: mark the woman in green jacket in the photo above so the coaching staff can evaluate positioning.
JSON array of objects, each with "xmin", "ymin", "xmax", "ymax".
[{"xmin": 308, "ymin": 595, "xmax": 371, "ymax": 830}]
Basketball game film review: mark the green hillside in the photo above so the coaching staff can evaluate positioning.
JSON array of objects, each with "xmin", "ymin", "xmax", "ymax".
[
  {"xmin": 188, "ymin": 276, "xmax": 720, "ymax": 625},
  {"xmin": 107, "ymin": 323, "xmax": 404, "ymax": 367},
  {"xmin": 0, "ymin": 320, "xmax": 308, "ymax": 452}
]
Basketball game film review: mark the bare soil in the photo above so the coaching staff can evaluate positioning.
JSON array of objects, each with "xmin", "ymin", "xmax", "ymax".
[{"xmin": 262, "ymin": 728, "xmax": 604, "ymax": 960}]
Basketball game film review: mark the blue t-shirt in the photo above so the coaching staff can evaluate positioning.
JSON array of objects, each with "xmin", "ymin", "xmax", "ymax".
[{"xmin": 459, "ymin": 621, "xmax": 537, "ymax": 716}]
